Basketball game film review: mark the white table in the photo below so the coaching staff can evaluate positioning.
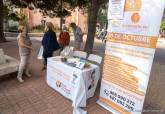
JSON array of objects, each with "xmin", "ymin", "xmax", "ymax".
[{"xmin": 47, "ymin": 57, "xmax": 100, "ymax": 114}]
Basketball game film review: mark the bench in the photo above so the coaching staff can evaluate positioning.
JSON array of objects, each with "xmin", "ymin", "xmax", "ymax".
[{"xmin": 0, "ymin": 55, "xmax": 19, "ymax": 76}]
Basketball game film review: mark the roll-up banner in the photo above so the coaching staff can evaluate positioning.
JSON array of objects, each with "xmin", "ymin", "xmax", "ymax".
[{"xmin": 97, "ymin": 0, "xmax": 165, "ymax": 114}]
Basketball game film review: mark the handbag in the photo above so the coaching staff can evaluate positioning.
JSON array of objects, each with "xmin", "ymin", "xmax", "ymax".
[{"xmin": 37, "ymin": 46, "xmax": 44, "ymax": 60}]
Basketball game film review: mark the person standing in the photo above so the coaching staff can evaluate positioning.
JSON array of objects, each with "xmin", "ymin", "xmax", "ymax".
[
  {"xmin": 59, "ymin": 27, "xmax": 70, "ymax": 49},
  {"xmin": 17, "ymin": 25, "xmax": 33, "ymax": 83},
  {"xmin": 70, "ymin": 23, "xmax": 83, "ymax": 50},
  {"xmin": 42, "ymin": 22, "xmax": 60, "ymax": 70}
]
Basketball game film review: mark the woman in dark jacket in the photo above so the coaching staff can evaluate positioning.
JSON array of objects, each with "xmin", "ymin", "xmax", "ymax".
[{"xmin": 42, "ymin": 22, "xmax": 60, "ymax": 70}]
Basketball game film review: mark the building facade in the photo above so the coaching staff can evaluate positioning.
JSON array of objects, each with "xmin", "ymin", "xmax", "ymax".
[{"xmin": 21, "ymin": 8, "xmax": 88, "ymax": 33}]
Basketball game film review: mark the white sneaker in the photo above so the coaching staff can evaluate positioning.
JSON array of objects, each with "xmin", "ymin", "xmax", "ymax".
[
  {"xmin": 26, "ymin": 73, "xmax": 32, "ymax": 77},
  {"xmin": 25, "ymin": 70, "xmax": 32, "ymax": 77},
  {"xmin": 17, "ymin": 77, "xmax": 24, "ymax": 83}
]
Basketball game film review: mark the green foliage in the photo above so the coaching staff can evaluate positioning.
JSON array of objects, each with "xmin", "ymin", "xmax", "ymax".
[
  {"xmin": 7, "ymin": 13, "xmax": 26, "ymax": 22},
  {"xmin": 161, "ymin": 19, "xmax": 165, "ymax": 30},
  {"xmin": 97, "ymin": 8, "xmax": 107, "ymax": 22},
  {"xmin": 30, "ymin": 24, "xmax": 45, "ymax": 33},
  {"xmin": 8, "ymin": 0, "xmax": 106, "ymax": 18},
  {"xmin": 3, "ymin": 1, "xmax": 27, "ymax": 23},
  {"xmin": 3, "ymin": 6, "xmax": 10, "ymax": 17},
  {"xmin": 9, "ymin": 0, "xmax": 30, "ymax": 8},
  {"xmin": 8, "ymin": 0, "xmax": 89, "ymax": 18},
  {"xmin": 7, "ymin": 25, "xmax": 18, "ymax": 32},
  {"xmin": 97, "ymin": 4, "xmax": 108, "ymax": 29},
  {"xmin": 35, "ymin": 0, "xmax": 89, "ymax": 17}
]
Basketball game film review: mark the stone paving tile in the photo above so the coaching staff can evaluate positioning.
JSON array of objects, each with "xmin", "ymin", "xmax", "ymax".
[
  {"xmin": 13, "ymin": 104, "xmax": 22, "ymax": 113},
  {"xmin": 16, "ymin": 111, "xmax": 24, "ymax": 114},
  {"xmin": 0, "ymin": 40, "xmax": 112, "ymax": 114}
]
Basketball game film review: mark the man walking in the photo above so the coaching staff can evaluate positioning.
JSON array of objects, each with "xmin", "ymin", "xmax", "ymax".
[{"xmin": 70, "ymin": 23, "xmax": 83, "ymax": 50}]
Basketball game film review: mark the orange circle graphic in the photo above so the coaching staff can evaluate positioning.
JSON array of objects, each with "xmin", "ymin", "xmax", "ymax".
[
  {"xmin": 131, "ymin": 13, "xmax": 140, "ymax": 23},
  {"xmin": 56, "ymin": 80, "xmax": 61, "ymax": 87}
]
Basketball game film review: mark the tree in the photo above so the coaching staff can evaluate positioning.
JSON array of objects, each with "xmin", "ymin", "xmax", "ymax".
[
  {"xmin": 84, "ymin": 0, "xmax": 108, "ymax": 52},
  {"xmin": 0, "ymin": 0, "xmax": 6, "ymax": 43},
  {"xmin": 0, "ymin": 0, "xmax": 29, "ymax": 43}
]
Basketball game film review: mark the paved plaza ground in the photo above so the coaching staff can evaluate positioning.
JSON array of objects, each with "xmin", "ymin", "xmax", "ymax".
[{"xmin": 0, "ymin": 37, "xmax": 165, "ymax": 114}]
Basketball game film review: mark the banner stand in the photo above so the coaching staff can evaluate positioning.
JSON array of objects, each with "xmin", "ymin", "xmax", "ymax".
[
  {"xmin": 97, "ymin": 0, "xmax": 165, "ymax": 114},
  {"xmin": 97, "ymin": 100, "xmax": 120, "ymax": 114}
]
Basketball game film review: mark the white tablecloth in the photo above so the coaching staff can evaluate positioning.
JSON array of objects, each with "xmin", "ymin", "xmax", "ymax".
[{"xmin": 47, "ymin": 57, "xmax": 100, "ymax": 114}]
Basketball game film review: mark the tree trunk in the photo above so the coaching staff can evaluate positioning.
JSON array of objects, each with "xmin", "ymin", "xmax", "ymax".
[
  {"xmin": 0, "ymin": 0, "xmax": 6, "ymax": 43},
  {"xmin": 60, "ymin": 0, "xmax": 63, "ymax": 32},
  {"xmin": 84, "ymin": 0, "xmax": 100, "ymax": 53},
  {"xmin": 60, "ymin": 16, "xmax": 63, "ymax": 32}
]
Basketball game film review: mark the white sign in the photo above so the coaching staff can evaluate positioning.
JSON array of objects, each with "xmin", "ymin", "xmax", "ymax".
[
  {"xmin": 98, "ymin": 0, "xmax": 165, "ymax": 114},
  {"xmin": 108, "ymin": 0, "xmax": 126, "ymax": 19}
]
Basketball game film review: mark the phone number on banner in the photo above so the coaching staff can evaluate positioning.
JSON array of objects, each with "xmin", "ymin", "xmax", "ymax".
[{"xmin": 104, "ymin": 89, "xmax": 135, "ymax": 111}]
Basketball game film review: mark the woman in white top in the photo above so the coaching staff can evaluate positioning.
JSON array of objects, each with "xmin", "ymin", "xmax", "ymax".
[{"xmin": 17, "ymin": 25, "xmax": 33, "ymax": 83}]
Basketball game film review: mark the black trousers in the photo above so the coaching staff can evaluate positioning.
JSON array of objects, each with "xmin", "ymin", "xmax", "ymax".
[{"xmin": 43, "ymin": 52, "xmax": 53, "ymax": 66}]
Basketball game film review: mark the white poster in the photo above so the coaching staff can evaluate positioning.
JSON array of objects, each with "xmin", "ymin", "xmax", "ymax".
[
  {"xmin": 98, "ymin": 0, "xmax": 165, "ymax": 114},
  {"xmin": 108, "ymin": 0, "xmax": 126, "ymax": 19}
]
